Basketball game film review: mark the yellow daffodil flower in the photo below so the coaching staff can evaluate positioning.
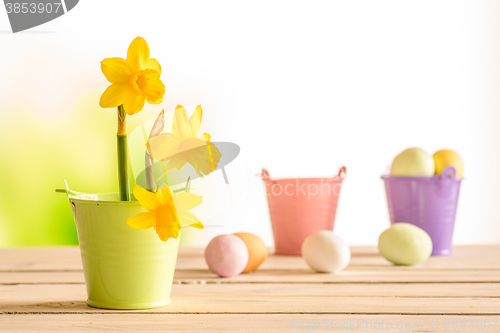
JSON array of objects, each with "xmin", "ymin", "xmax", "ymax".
[
  {"xmin": 99, "ymin": 37, "xmax": 165, "ymax": 115},
  {"xmin": 147, "ymin": 105, "xmax": 222, "ymax": 178},
  {"xmin": 127, "ymin": 184, "xmax": 204, "ymax": 242}
]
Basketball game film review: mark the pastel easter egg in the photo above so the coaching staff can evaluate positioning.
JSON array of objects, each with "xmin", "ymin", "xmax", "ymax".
[
  {"xmin": 205, "ymin": 235, "xmax": 249, "ymax": 277},
  {"xmin": 390, "ymin": 148, "xmax": 435, "ymax": 177},
  {"xmin": 378, "ymin": 223, "xmax": 432, "ymax": 265},
  {"xmin": 301, "ymin": 230, "xmax": 351, "ymax": 273},
  {"xmin": 233, "ymin": 232, "xmax": 268, "ymax": 273}
]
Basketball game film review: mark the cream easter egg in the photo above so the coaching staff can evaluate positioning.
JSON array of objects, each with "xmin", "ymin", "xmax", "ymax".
[
  {"xmin": 233, "ymin": 232, "xmax": 268, "ymax": 273},
  {"xmin": 205, "ymin": 235, "xmax": 249, "ymax": 277},
  {"xmin": 390, "ymin": 148, "xmax": 435, "ymax": 177},
  {"xmin": 433, "ymin": 149, "xmax": 463, "ymax": 178},
  {"xmin": 378, "ymin": 223, "xmax": 432, "ymax": 265},
  {"xmin": 301, "ymin": 231, "xmax": 351, "ymax": 273}
]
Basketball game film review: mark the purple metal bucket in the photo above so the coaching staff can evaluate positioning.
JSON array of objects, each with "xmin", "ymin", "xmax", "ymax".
[{"xmin": 382, "ymin": 166, "xmax": 462, "ymax": 256}]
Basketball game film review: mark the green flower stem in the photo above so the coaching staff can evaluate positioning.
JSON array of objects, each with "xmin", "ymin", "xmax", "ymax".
[{"xmin": 117, "ymin": 105, "xmax": 130, "ymax": 201}]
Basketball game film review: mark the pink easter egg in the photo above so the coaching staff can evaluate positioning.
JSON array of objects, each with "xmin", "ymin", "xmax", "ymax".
[{"xmin": 205, "ymin": 235, "xmax": 249, "ymax": 277}]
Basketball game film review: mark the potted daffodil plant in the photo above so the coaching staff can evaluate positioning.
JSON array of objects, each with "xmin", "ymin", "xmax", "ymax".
[{"xmin": 62, "ymin": 37, "xmax": 220, "ymax": 310}]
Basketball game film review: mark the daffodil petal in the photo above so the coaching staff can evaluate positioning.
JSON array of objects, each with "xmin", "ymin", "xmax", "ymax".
[
  {"xmin": 127, "ymin": 211, "xmax": 156, "ymax": 229},
  {"xmin": 156, "ymin": 187, "xmax": 175, "ymax": 206},
  {"xmin": 133, "ymin": 184, "xmax": 160, "ymax": 211},
  {"xmin": 165, "ymin": 156, "xmax": 187, "ymax": 171},
  {"xmin": 155, "ymin": 205, "xmax": 181, "ymax": 241},
  {"xmin": 172, "ymin": 105, "xmax": 191, "ymax": 141},
  {"xmin": 178, "ymin": 142, "xmax": 222, "ymax": 177},
  {"xmin": 182, "ymin": 138, "xmax": 207, "ymax": 150},
  {"xmin": 173, "ymin": 192, "xmax": 203, "ymax": 211},
  {"xmin": 189, "ymin": 105, "xmax": 203, "ymax": 137},
  {"xmin": 146, "ymin": 58, "xmax": 161, "ymax": 74},
  {"xmin": 148, "ymin": 133, "xmax": 181, "ymax": 161},
  {"xmin": 127, "ymin": 37, "xmax": 150, "ymax": 72},
  {"xmin": 99, "ymin": 83, "xmax": 128, "ymax": 108},
  {"xmin": 178, "ymin": 211, "xmax": 204, "ymax": 229},
  {"xmin": 101, "ymin": 57, "xmax": 131, "ymax": 84},
  {"xmin": 123, "ymin": 92, "xmax": 146, "ymax": 115}
]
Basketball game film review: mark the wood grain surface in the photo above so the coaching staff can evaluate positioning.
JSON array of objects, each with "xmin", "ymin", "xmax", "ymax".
[{"xmin": 1, "ymin": 245, "xmax": 499, "ymax": 332}]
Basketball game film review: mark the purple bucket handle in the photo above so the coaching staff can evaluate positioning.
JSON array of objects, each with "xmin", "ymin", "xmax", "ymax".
[
  {"xmin": 440, "ymin": 165, "xmax": 456, "ymax": 179},
  {"xmin": 437, "ymin": 166, "xmax": 457, "ymax": 198}
]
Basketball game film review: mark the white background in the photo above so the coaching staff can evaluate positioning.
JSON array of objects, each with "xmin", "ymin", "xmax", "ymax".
[{"xmin": 1, "ymin": 1, "xmax": 499, "ymax": 246}]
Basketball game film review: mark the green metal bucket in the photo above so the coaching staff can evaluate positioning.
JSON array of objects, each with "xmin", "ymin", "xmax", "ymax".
[{"xmin": 66, "ymin": 190, "xmax": 179, "ymax": 310}]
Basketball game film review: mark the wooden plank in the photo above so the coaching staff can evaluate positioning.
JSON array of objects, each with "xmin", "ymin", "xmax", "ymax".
[
  {"xmin": 2, "ymin": 268, "xmax": 500, "ymax": 285},
  {"xmin": 0, "ymin": 246, "xmax": 499, "ymax": 332},
  {"xmin": 178, "ymin": 245, "xmax": 500, "ymax": 270},
  {"xmin": 1, "ymin": 284, "xmax": 499, "ymax": 315},
  {"xmin": 0, "ymin": 247, "xmax": 82, "ymax": 272},
  {"xmin": 177, "ymin": 246, "xmax": 500, "ymax": 271},
  {"xmin": 1, "ymin": 245, "xmax": 500, "ymax": 272},
  {"xmin": 172, "ymin": 268, "xmax": 500, "ymax": 283},
  {"xmin": 1, "ymin": 314, "xmax": 500, "ymax": 332},
  {"xmin": 5, "ymin": 282, "xmax": 500, "ymax": 299}
]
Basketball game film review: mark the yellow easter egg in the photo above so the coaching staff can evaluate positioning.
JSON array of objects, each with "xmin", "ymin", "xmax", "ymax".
[
  {"xmin": 433, "ymin": 149, "xmax": 463, "ymax": 178},
  {"xmin": 390, "ymin": 148, "xmax": 435, "ymax": 177},
  {"xmin": 233, "ymin": 232, "xmax": 268, "ymax": 273}
]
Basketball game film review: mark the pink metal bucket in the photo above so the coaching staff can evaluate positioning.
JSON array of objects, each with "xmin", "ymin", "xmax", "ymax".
[{"xmin": 262, "ymin": 167, "xmax": 347, "ymax": 255}]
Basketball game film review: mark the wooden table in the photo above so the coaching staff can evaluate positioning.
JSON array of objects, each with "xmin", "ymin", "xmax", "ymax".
[{"xmin": 1, "ymin": 246, "xmax": 500, "ymax": 332}]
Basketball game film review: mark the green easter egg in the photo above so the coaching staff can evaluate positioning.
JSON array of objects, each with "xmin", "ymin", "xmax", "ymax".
[{"xmin": 378, "ymin": 223, "xmax": 433, "ymax": 265}]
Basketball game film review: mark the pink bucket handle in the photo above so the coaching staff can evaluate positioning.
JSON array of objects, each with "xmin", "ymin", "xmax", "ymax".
[
  {"xmin": 262, "ymin": 169, "xmax": 273, "ymax": 184},
  {"xmin": 337, "ymin": 166, "xmax": 347, "ymax": 179}
]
